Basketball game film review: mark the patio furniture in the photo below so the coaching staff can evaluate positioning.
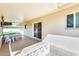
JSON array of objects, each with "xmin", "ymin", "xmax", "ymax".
[
  {"xmin": 5, "ymin": 35, "xmax": 11, "ymax": 44},
  {"xmin": 4, "ymin": 35, "xmax": 16, "ymax": 44}
]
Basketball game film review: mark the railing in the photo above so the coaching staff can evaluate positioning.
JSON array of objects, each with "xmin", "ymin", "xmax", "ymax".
[
  {"xmin": 0, "ymin": 36, "xmax": 2, "ymax": 48},
  {"xmin": 9, "ymin": 42, "xmax": 49, "ymax": 56},
  {"xmin": 44, "ymin": 34, "xmax": 79, "ymax": 56}
]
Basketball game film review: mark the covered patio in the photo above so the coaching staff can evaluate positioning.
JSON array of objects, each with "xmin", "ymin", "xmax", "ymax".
[
  {"xmin": 0, "ymin": 3, "xmax": 79, "ymax": 56},
  {"xmin": 0, "ymin": 35, "xmax": 40, "ymax": 56}
]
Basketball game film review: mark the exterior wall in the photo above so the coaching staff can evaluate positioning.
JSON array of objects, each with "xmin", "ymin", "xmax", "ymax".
[
  {"xmin": 24, "ymin": 22, "xmax": 33, "ymax": 37},
  {"xmin": 24, "ymin": 4, "xmax": 79, "ymax": 39}
]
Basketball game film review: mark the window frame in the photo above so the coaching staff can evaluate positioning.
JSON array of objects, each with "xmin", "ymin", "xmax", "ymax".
[
  {"xmin": 66, "ymin": 14, "xmax": 74, "ymax": 28},
  {"xmin": 66, "ymin": 11, "xmax": 79, "ymax": 29},
  {"xmin": 75, "ymin": 12, "xmax": 79, "ymax": 28}
]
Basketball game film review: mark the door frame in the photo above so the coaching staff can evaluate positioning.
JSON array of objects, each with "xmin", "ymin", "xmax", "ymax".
[{"xmin": 32, "ymin": 22, "xmax": 42, "ymax": 39}]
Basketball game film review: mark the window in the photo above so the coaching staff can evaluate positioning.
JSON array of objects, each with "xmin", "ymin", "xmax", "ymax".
[
  {"xmin": 67, "ymin": 12, "xmax": 79, "ymax": 28},
  {"xmin": 76, "ymin": 12, "xmax": 79, "ymax": 28},
  {"xmin": 67, "ymin": 14, "xmax": 74, "ymax": 28}
]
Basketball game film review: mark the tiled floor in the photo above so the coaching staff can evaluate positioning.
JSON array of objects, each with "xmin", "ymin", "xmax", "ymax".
[{"xmin": 0, "ymin": 36, "xmax": 40, "ymax": 56}]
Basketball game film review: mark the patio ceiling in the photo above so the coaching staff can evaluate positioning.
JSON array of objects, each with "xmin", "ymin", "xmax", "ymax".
[{"xmin": 0, "ymin": 3, "xmax": 70, "ymax": 24}]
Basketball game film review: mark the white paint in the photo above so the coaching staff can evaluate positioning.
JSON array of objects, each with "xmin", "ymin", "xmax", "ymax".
[
  {"xmin": 44, "ymin": 34, "xmax": 79, "ymax": 55},
  {"xmin": 24, "ymin": 29, "xmax": 32, "ymax": 37},
  {"xmin": 0, "ymin": 3, "xmax": 58, "ymax": 22},
  {"xmin": 9, "ymin": 43, "xmax": 13, "ymax": 56},
  {"xmin": 28, "ymin": 4, "xmax": 79, "ymax": 39},
  {"xmin": 74, "ymin": 12, "xmax": 76, "ymax": 29},
  {"xmin": 11, "ymin": 42, "xmax": 49, "ymax": 56},
  {"xmin": 0, "ymin": 36, "xmax": 2, "ymax": 48}
]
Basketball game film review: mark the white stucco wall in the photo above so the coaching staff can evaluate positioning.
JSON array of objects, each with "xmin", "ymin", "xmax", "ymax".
[{"xmin": 25, "ymin": 4, "xmax": 79, "ymax": 39}]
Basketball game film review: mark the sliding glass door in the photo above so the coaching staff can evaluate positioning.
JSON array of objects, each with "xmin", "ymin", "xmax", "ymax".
[{"xmin": 34, "ymin": 22, "xmax": 42, "ymax": 39}]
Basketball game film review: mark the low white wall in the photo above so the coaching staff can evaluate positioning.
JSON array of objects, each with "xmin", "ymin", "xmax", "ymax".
[
  {"xmin": 23, "ymin": 29, "xmax": 32, "ymax": 37},
  {"xmin": 44, "ymin": 34, "xmax": 79, "ymax": 55},
  {"xmin": 0, "ymin": 38, "xmax": 2, "ymax": 48},
  {"xmin": 10, "ymin": 42, "xmax": 49, "ymax": 56}
]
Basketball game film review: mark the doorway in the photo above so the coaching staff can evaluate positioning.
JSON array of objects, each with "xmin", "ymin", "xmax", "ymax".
[{"xmin": 34, "ymin": 22, "xmax": 42, "ymax": 39}]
